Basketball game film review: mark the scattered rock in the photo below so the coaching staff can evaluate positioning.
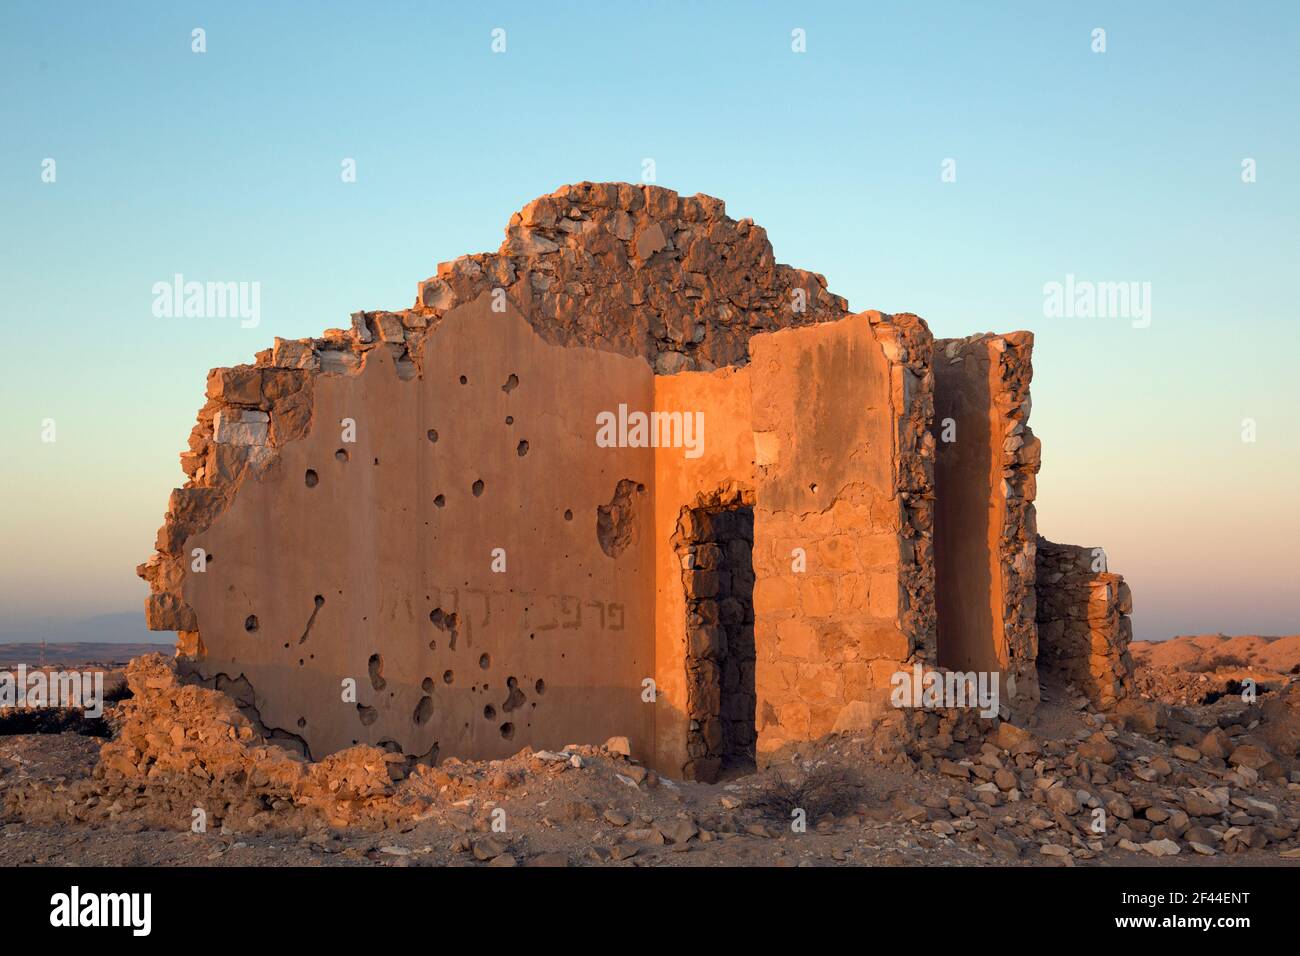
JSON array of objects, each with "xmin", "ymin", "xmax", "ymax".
[{"xmin": 1142, "ymin": 839, "xmax": 1181, "ymax": 857}]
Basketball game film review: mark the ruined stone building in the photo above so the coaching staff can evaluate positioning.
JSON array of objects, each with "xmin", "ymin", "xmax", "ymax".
[{"xmin": 138, "ymin": 183, "xmax": 1135, "ymax": 782}]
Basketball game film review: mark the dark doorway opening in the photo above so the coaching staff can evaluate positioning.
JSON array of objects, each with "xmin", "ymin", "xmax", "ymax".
[{"xmin": 679, "ymin": 502, "xmax": 756, "ymax": 782}]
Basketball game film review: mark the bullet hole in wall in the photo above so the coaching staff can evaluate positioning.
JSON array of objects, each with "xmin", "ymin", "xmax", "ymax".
[
  {"xmin": 503, "ymin": 677, "xmax": 526, "ymax": 712},
  {"xmin": 500, "ymin": 722, "xmax": 514, "ymax": 740},
  {"xmin": 459, "ymin": 375, "xmax": 468, "ymax": 384},
  {"xmin": 502, "ymin": 373, "xmax": 519, "ymax": 393},
  {"xmin": 517, "ymin": 440, "xmax": 529, "ymax": 457},
  {"xmin": 305, "ymin": 469, "xmax": 319, "ymax": 487},
  {"xmin": 505, "ymin": 416, "xmax": 514, "ymax": 425},
  {"xmin": 483, "ymin": 704, "xmax": 496, "ymax": 720},
  {"xmin": 443, "ymin": 669, "xmax": 454, "ymax": 684},
  {"xmin": 598, "ymin": 478, "xmax": 645, "ymax": 558},
  {"xmin": 564, "ymin": 509, "xmax": 573, "ymax": 521},
  {"xmin": 434, "ymin": 494, "xmax": 445, "ymax": 507},
  {"xmin": 298, "ymin": 595, "xmax": 325, "ymax": 646},
  {"xmin": 427, "ymin": 429, "xmax": 438, "ymax": 443},
  {"xmin": 335, "ymin": 449, "xmax": 349, "ymax": 462},
  {"xmin": 534, "ymin": 678, "xmax": 546, "ymax": 695},
  {"xmin": 244, "ymin": 615, "xmax": 259, "ymax": 632},
  {"xmin": 472, "ymin": 479, "xmax": 484, "ymax": 497},
  {"xmin": 422, "ymin": 677, "xmax": 433, "ymax": 693},
  {"xmin": 357, "ymin": 704, "xmax": 378, "ymax": 726},
  {"xmin": 368, "ymin": 654, "xmax": 385, "ymax": 691},
  {"xmin": 413, "ymin": 696, "xmax": 434, "ymax": 726},
  {"xmin": 429, "ymin": 608, "xmax": 458, "ymax": 650},
  {"xmin": 479, "ymin": 653, "xmax": 491, "ymax": 670}
]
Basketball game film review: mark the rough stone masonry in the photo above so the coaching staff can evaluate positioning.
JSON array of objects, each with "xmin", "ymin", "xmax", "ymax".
[{"xmin": 138, "ymin": 182, "xmax": 1135, "ymax": 782}]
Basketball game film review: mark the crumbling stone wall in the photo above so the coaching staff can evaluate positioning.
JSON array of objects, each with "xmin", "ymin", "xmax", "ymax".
[
  {"xmin": 933, "ymin": 332, "xmax": 1041, "ymax": 718},
  {"xmin": 419, "ymin": 182, "xmax": 849, "ymax": 372},
  {"xmin": 139, "ymin": 182, "xmax": 849, "ymax": 649},
  {"xmin": 1035, "ymin": 537, "xmax": 1135, "ymax": 709},
  {"xmin": 138, "ymin": 181, "xmax": 1131, "ymax": 778}
]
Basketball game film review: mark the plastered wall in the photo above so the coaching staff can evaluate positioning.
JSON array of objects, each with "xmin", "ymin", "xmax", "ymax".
[{"xmin": 182, "ymin": 294, "xmax": 657, "ymax": 761}]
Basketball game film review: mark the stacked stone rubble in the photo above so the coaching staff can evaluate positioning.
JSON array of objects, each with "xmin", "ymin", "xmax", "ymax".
[
  {"xmin": 881, "ymin": 312, "xmax": 939, "ymax": 668},
  {"xmin": 678, "ymin": 502, "xmax": 757, "ymax": 781},
  {"xmin": 1035, "ymin": 537, "xmax": 1135, "ymax": 709},
  {"xmin": 419, "ymin": 183, "xmax": 849, "ymax": 373},
  {"xmin": 990, "ymin": 334, "xmax": 1042, "ymax": 713}
]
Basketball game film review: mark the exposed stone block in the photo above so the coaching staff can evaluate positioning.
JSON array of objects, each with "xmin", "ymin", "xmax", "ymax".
[
  {"xmin": 212, "ymin": 408, "xmax": 269, "ymax": 445},
  {"xmin": 272, "ymin": 337, "xmax": 319, "ymax": 370},
  {"xmin": 206, "ymin": 366, "xmax": 263, "ymax": 405}
]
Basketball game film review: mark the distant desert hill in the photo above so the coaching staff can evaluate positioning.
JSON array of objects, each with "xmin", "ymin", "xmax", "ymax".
[
  {"xmin": 0, "ymin": 612, "xmax": 172, "ymax": 647},
  {"xmin": 0, "ymin": 642, "xmax": 163, "ymax": 669},
  {"xmin": 1131, "ymin": 634, "xmax": 1300, "ymax": 674}
]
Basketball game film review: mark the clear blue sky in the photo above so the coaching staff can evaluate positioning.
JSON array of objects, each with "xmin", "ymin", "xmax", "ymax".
[{"xmin": 1, "ymin": 1, "xmax": 1297, "ymax": 641}]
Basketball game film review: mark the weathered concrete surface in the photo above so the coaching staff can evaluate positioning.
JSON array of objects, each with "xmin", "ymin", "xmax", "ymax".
[
  {"xmin": 181, "ymin": 294, "xmax": 657, "ymax": 762},
  {"xmin": 748, "ymin": 312, "xmax": 934, "ymax": 759}
]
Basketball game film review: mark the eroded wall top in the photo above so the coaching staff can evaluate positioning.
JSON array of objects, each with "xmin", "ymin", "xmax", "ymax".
[
  {"xmin": 138, "ymin": 183, "xmax": 854, "ymax": 635},
  {"xmin": 416, "ymin": 182, "xmax": 851, "ymax": 372}
]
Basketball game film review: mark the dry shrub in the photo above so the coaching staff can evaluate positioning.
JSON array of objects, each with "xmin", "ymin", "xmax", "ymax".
[{"xmin": 745, "ymin": 763, "xmax": 860, "ymax": 824}]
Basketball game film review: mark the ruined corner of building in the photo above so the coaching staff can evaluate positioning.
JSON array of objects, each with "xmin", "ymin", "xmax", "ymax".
[{"xmin": 135, "ymin": 181, "xmax": 1137, "ymax": 784}]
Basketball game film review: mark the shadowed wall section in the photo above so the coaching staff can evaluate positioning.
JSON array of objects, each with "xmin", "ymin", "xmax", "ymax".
[{"xmin": 933, "ymin": 333, "xmax": 1041, "ymax": 718}]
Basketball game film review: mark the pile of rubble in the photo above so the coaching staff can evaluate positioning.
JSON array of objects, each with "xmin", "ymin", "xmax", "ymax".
[
  {"xmin": 899, "ymin": 679, "xmax": 1300, "ymax": 861},
  {"xmin": 5, "ymin": 651, "xmax": 1299, "ymax": 866},
  {"xmin": 6, "ymin": 656, "xmax": 401, "ymax": 831},
  {"xmin": 2, "ymin": 655, "xmax": 648, "ymax": 835}
]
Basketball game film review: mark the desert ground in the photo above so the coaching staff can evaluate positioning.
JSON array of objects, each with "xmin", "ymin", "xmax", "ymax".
[{"xmin": 2, "ymin": 634, "xmax": 1298, "ymax": 868}]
